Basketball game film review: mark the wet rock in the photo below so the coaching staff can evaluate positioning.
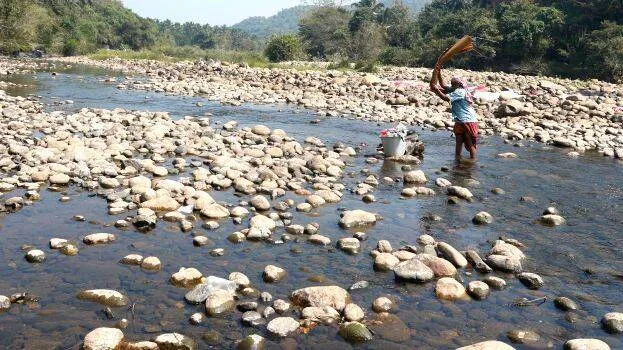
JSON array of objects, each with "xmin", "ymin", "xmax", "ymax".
[
  {"xmin": 308, "ymin": 234, "xmax": 331, "ymax": 246},
  {"xmin": 83, "ymin": 233, "xmax": 115, "ymax": 245},
  {"xmin": 49, "ymin": 238, "xmax": 68, "ymax": 249},
  {"xmin": 236, "ymin": 334, "xmax": 265, "ymax": 350},
  {"xmin": 141, "ymin": 256, "xmax": 161, "ymax": 271},
  {"xmin": 489, "ymin": 240, "xmax": 525, "ymax": 260},
  {"xmin": 349, "ymin": 281, "xmax": 369, "ymax": 290},
  {"xmin": 77, "ymin": 289, "xmax": 128, "ymax": 307},
  {"xmin": 372, "ymin": 297, "xmax": 393, "ymax": 313},
  {"xmin": 25, "ymin": 249, "xmax": 46, "ymax": 263},
  {"xmin": 435, "ymin": 277, "xmax": 468, "ymax": 301},
  {"xmin": 457, "ymin": 340, "xmax": 516, "ymax": 349},
  {"xmin": 467, "ymin": 281, "xmax": 490, "ymax": 300},
  {"xmin": 290, "ymin": 285, "xmax": 350, "ymax": 311},
  {"xmin": 404, "ymin": 170, "xmax": 427, "ymax": 184},
  {"xmin": 602, "ymin": 312, "xmax": 623, "ymax": 334},
  {"xmin": 205, "ymin": 290, "xmax": 235, "ymax": 316},
  {"xmin": 263, "ymin": 265, "xmax": 286, "ymax": 283},
  {"xmin": 374, "ymin": 253, "xmax": 400, "ymax": 271},
  {"xmin": 540, "ymin": 214, "xmax": 565, "ymax": 226},
  {"xmin": 517, "ymin": 272, "xmax": 543, "ymax": 289},
  {"xmin": 273, "ymin": 299, "xmax": 290, "ymax": 313},
  {"xmin": 120, "ymin": 254, "xmax": 143, "ymax": 266},
  {"xmin": 344, "ymin": 303, "xmax": 365, "ymax": 321},
  {"xmin": 339, "ymin": 322, "xmax": 373, "ymax": 343},
  {"xmin": 229, "ymin": 272, "xmax": 251, "ymax": 288},
  {"xmin": 185, "ymin": 276, "xmax": 237, "ymax": 304},
  {"xmin": 250, "ymin": 195, "xmax": 270, "ymax": 211},
  {"xmin": 472, "ymin": 211, "xmax": 493, "ymax": 225},
  {"xmin": 554, "ymin": 296, "xmax": 579, "ymax": 311},
  {"xmin": 200, "ymin": 203, "xmax": 230, "ymax": 219},
  {"xmin": 447, "ymin": 186, "xmax": 473, "ymax": 200},
  {"xmin": 393, "ymin": 258, "xmax": 434, "ymax": 282},
  {"xmin": 564, "ymin": 339, "xmax": 610, "ymax": 350},
  {"xmin": 465, "ymin": 250, "xmax": 492, "ymax": 273},
  {"xmin": 417, "ymin": 234, "xmax": 435, "ymax": 245},
  {"xmin": 435, "ymin": 178, "xmax": 451, "ymax": 187},
  {"xmin": 437, "ymin": 242, "xmax": 468, "ymax": 268},
  {"xmin": 339, "ymin": 210, "xmax": 377, "ymax": 229},
  {"xmin": 418, "ymin": 255, "xmax": 457, "ymax": 277},
  {"xmin": 337, "ymin": 237, "xmax": 361, "ymax": 254},
  {"xmin": 0, "ymin": 295, "xmax": 10, "ymax": 311},
  {"xmin": 49, "ymin": 173, "xmax": 70, "ymax": 185},
  {"xmin": 140, "ymin": 196, "xmax": 181, "ymax": 212},
  {"xmin": 377, "ymin": 240, "xmax": 393, "ymax": 253},
  {"xmin": 507, "ymin": 330, "xmax": 540, "ymax": 344},
  {"xmin": 393, "ymin": 250, "xmax": 416, "ymax": 261},
  {"xmin": 241, "ymin": 311, "xmax": 264, "ymax": 327},
  {"xmin": 301, "ymin": 306, "xmax": 340, "ymax": 324},
  {"xmin": 486, "ymin": 255, "xmax": 522, "ymax": 273},
  {"xmin": 125, "ymin": 341, "xmax": 159, "ymax": 350},
  {"xmin": 83, "ymin": 327, "xmax": 124, "ymax": 350},
  {"xmin": 60, "ymin": 244, "xmax": 79, "ymax": 256},
  {"xmin": 154, "ymin": 333, "xmax": 197, "ymax": 350},
  {"xmin": 190, "ymin": 312, "xmax": 205, "ymax": 325},
  {"xmin": 170, "ymin": 267, "xmax": 203, "ymax": 287},
  {"xmin": 266, "ymin": 317, "xmax": 300, "ymax": 337},
  {"xmin": 483, "ymin": 276, "xmax": 507, "ymax": 290}
]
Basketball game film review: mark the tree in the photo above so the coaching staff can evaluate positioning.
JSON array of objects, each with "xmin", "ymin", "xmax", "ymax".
[
  {"xmin": 299, "ymin": 6, "xmax": 350, "ymax": 59},
  {"xmin": 0, "ymin": 0, "xmax": 33, "ymax": 52},
  {"xmin": 349, "ymin": 0, "xmax": 385, "ymax": 33},
  {"xmin": 264, "ymin": 34, "xmax": 301, "ymax": 62},
  {"xmin": 581, "ymin": 21, "xmax": 623, "ymax": 82}
]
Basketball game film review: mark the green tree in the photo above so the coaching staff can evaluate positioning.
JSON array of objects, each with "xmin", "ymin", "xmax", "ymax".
[
  {"xmin": 264, "ymin": 34, "xmax": 301, "ymax": 62},
  {"xmin": 349, "ymin": 0, "xmax": 385, "ymax": 33},
  {"xmin": 299, "ymin": 6, "xmax": 350, "ymax": 59},
  {"xmin": 0, "ymin": 0, "xmax": 33, "ymax": 52},
  {"xmin": 581, "ymin": 21, "xmax": 623, "ymax": 82}
]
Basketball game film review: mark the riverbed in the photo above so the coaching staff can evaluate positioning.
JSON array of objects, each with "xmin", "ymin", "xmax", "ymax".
[{"xmin": 0, "ymin": 63, "xmax": 622, "ymax": 349}]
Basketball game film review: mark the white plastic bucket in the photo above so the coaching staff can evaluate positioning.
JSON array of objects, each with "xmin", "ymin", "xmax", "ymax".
[{"xmin": 381, "ymin": 136, "xmax": 406, "ymax": 157}]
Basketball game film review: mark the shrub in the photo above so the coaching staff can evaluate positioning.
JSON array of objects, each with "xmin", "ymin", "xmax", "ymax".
[{"xmin": 264, "ymin": 34, "xmax": 300, "ymax": 62}]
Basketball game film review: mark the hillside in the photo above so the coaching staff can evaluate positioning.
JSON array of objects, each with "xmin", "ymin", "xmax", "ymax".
[{"xmin": 233, "ymin": 1, "xmax": 431, "ymax": 39}]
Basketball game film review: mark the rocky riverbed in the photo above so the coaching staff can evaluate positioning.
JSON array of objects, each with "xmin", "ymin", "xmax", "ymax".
[
  {"xmin": 48, "ymin": 56, "xmax": 623, "ymax": 159},
  {"xmin": 0, "ymin": 58, "xmax": 622, "ymax": 349}
]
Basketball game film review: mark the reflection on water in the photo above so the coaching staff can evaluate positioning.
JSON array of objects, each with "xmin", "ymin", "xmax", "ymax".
[{"xmin": 0, "ymin": 65, "xmax": 623, "ymax": 349}]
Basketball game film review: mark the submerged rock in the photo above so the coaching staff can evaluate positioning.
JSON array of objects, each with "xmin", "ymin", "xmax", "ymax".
[
  {"xmin": 339, "ymin": 322, "xmax": 373, "ymax": 343},
  {"xmin": 236, "ymin": 334, "xmax": 265, "ymax": 350},
  {"xmin": 507, "ymin": 330, "xmax": 540, "ymax": 344},
  {"xmin": 554, "ymin": 296, "xmax": 579, "ymax": 311}
]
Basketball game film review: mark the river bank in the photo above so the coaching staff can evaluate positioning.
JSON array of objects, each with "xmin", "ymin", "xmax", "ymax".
[
  {"xmin": 0, "ymin": 59, "xmax": 622, "ymax": 349},
  {"xmin": 46, "ymin": 56, "xmax": 623, "ymax": 159}
]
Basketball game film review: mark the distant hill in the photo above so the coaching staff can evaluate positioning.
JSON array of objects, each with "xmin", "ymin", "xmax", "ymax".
[
  {"xmin": 233, "ymin": 1, "xmax": 431, "ymax": 39},
  {"xmin": 233, "ymin": 6, "xmax": 312, "ymax": 39}
]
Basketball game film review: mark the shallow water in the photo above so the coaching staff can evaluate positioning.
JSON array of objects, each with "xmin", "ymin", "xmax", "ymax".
[{"xmin": 1, "ymin": 65, "xmax": 623, "ymax": 349}]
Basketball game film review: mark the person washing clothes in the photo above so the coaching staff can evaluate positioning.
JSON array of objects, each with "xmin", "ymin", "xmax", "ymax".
[{"xmin": 429, "ymin": 65, "xmax": 479, "ymax": 161}]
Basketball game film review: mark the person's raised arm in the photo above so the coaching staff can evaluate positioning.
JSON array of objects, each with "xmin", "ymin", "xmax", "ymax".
[{"xmin": 436, "ymin": 65, "xmax": 446, "ymax": 90}]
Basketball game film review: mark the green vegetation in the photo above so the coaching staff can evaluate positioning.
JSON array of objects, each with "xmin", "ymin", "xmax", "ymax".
[
  {"xmin": 264, "ymin": 34, "xmax": 301, "ymax": 62},
  {"xmin": 297, "ymin": 0, "xmax": 623, "ymax": 81},
  {"xmin": 233, "ymin": 6, "xmax": 312, "ymax": 40}
]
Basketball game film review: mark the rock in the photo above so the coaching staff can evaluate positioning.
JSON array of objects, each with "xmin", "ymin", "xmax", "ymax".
[
  {"xmin": 83, "ymin": 233, "xmax": 115, "ymax": 245},
  {"xmin": 141, "ymin": 256, "xmax": 161, "ymax": 271},
  {"xmin": 0, "ymin": 295, "xmax": 10, "ymax": 311},
  {"xmin": 170, "ymin": 267, "xmax": 203, "ymax": 287},
  {"xmin": 377, "ymin": 240, "xmax": 392, "ymax": 253},
  {"xmin": 290, "ymin": 285, "xmax": 350, "ymax": 312},
  {"xmin": 517, "ymin": 272, "xmax": 543, "ymax": 289},
  {"xmin": 189, "ymin": 313, "xmax": 205, "ymax": 325},
  {"xmin": 339, "ymin": 210, "xmax": 377, "ymax": 228},
  {"xmin": 467, "ymin": 281, "xmax": 490, "ymax": 300},
  {"xmin": 273, "ymin": 299, "xmax": 290, "ymax": 313},
  {"xmin": 507, "ymin": 330, "xmax": 540, "ymax": 344},
  {"xmin": 372, "ymin": 297, "xmax": 393, "ymax": 313},
  {"xmin": 229, "ymin": 272, "xmax": 251, "ymax": 288},
  {"xmin": 437, "ymin": 242, "xmax": 468, "ymax": 268},
  {"xmin": 564, "ymin": 339, "xmax": 610, "ymax": 350},
  {"xmin": 404, "ymin": 170, "xmax": 427, "ymax": 183},
  {"xmin": 49, "ymin": 238, "xmax": 68, "ymax": 249},
  {"xmin": 250, "ymin": 195, "xmax": 270, "ymax": 211},
  {"xmin": 349, "ymin": 281, "xmax": 369, "ymax": 291},
  {"xmin": 99, "ymin": 177, "xmax": 120, "ymax": 189},
  {"xmin": 393, "ymin": 258, "xmax": 434, "ymax": 282},
  {"xmin": 120, "ymin": 254, "xmax": 143, "ymax": 266},
  {"xmin": 185, "ymin": 276, "xmax": 237, "ymax": 304},
  {"xmin": 77, "ymin": 289, "xmax": 128, "ymax": 307},
  {"xmin": 154, "ymin": 333, "xmax": 197, "ymax": 350},
  {"xmin": 602, "ymin": 312, "xmax": 623, "ymax": 334},
  {"xmin": 25, "ymin": 249, "xmax": 46, "ymax": 263},
  {"xmin": 205, "ymin": 290, "xmax": 235, "ymax": 316},
  {"xmin": 49, "ymin": 173, "xmax": 70, "ymax": 185},
  {"xmin": 241, "ymin": 311, "xmax": 264, "ymax": 327},
  {"xmin": 486, "ymin": 255, "xmax": 522, "ymax": 273},
  {"xmin": 263, "ymin": 265, "xmax": 286, "ymax": 283},
  {"xmin": 540, "ymin": 214, "xmax": 565, "ymax": 226},
  {"xmin": 60, "ymin": 244, "xmax": 79, "ymax": 256},
  {"xmin": 83, "ymin": 327, "xmax": 124, "ymax": 350},
  {"xmin": 457, "ymin": 340, "xmax": 516, "ymax": 350},
  {"xmin": 337, "ymin": 237, "xmax": 361, "ymax": 254},
  {"xmin": 374, "ymin": 253, "xmax": 400, "ymax": 271},
  {"xmin": 472, "ymin": 211, "xmax": 493, "ymax": 225},
  {"xmin": 435, "ymin": 178, "xmax": 452, "ymax": 187},
  {"xmin": 266, "ymin": 317, "xmax": 300, "ymax": 337},
  {"xmin": 496, "ymin": 99, "xmax": 525, "ymax": 117},
  {"xmin": 126, "ymin": 341, "xmax": 159, "ymax": 350},
  {"xmin": 200, "ymin": 203, "xmax": 230, "ymax": 219},
  {"xmin": 344, "ymin": 303, "xmax": 365, "ymax": 322},
  {"xmin": 554, "ymin": 296, "xmax": 579, "ymax": 311},
  {"xmin": 301, "ymin": 306, "xmax": 340, "ymax": 324},
  {"xmin": 489, "ymin": 240, "xmax": 525, "ymax": 260},
  {"xmin": 435, "ymin": 277, "xmax": 468, "ymax": 301},
  {"xmin": 236, "ymin": 334, "xmax": 265, "ymax": 350},
  {"xmin": 308, "ymin": 234, "xmax": 331, "ymax": 246},
  {"xmin": 419, "ymin": 256, "xmax": 457, "ymax": 277},
  {"xmin": 465, "ymin": 250, "xmax": 493, "ymax": 273},
  {"xmin": 483, "ymin": 276, "xmax": 507, "ymax": 290},
  {"xmin": 447, "ymin": 186, "xmax": 473, "ymax": 200},
  {"xmin": 140, "ymin": 196, "xmax": 181, "ymax": 211},
  {"xmin": 339, "ymin": 322, "xmax": 373, "ymax": 343},
  {"xmin": 497, "ymin": 152, "xmax": 518, "ymax": 158}
]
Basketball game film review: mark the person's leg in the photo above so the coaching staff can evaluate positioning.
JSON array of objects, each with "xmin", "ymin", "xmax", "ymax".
[
  {"xmin": 463, "ymin": 135, "xmax": 477, "ymax": 159},
  {"xmin": 455, "ymin": 134, "xmax": 464, "ymax": 160}
]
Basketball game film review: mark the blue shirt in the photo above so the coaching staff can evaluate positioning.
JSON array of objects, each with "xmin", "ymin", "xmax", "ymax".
[{"xmin": 446, "ymin": 88, "xmax": 478, "ymax": 123}]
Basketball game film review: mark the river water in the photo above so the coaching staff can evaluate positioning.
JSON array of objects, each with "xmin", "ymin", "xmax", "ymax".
[{"xmin": 0, "ymin": 64, "xmax": 622, "ymax": 349}]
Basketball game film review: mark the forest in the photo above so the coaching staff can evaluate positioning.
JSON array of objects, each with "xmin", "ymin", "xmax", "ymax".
[{"xmin": 1, "ymin": 0, "xmax": 622, "ymax": 81}]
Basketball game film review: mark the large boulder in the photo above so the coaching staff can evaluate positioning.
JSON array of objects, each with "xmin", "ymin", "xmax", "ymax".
[
  {"xmin": 564, "ymin": 339, "xmax": 610, "ymax": 350},
  {"xmin": 435, "ymin": 277, "xmax": 468, "ymax": 301},
  {"xmin": 393, "ymin": 259, "xmax": 434, "ymax": 282}
]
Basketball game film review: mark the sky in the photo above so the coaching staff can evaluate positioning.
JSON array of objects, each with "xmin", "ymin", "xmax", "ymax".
[{"xmin": 121, "ymin": 0, "xmax": 308, "ymax": 26}]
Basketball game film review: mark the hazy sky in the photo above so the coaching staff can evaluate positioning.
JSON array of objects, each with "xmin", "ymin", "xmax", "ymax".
[{"xmin": 121, "ymin": 0, "xmax": 308, "ymax": 26}]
